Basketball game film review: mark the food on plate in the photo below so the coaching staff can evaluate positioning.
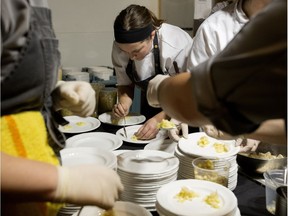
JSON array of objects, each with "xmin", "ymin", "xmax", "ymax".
[
  {"xmin": 243, "ymin": 151, "xmax": 284, "ymax": 160},
  {"xmin": 101, "ymin": 209, "xmax": 115, "ymax": 216},
  {"xmin": 63, "ymin": 124, "xmax": 72, "ymax": 130},
  {"xmin": 204, "ymin": 191, "xmax": 221, "ymax": 208},
  {"xmin": 213, "ymin": 143, "xmax": 229, "ymax": 153},
  {"xmin": 197, "ymin": 136, "xmax": 210, "ymax": 147},
  {"xmin": 174, "ymin": 186, "xmax": 199, "ymax": 203},
  {"xmin": 131, "ymin": 134, "xmax": 138, "ymax": 141},
  {"xmin": 157, "ymin": 119, "xmax": 176, "ymax": 129},
  {"xmin": 75, "ymin": 121, "xmax": 86, "ymax": 126}
]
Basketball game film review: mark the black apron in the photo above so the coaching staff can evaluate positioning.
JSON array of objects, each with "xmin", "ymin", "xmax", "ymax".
[
  {"xmin": 1, "ymin": 0, "xmax": 66, "ymax": 150},
  {"xmin": 125, "ymin": 33, "xmax": 167, "ymax": 119}
]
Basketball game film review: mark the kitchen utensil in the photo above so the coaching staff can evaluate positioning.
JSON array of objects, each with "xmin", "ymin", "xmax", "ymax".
[
  {"xmin": 237, "ymin": 142, "xmax": 287, "ymax": 174},
  {"xmin": 123, "ymin": 116, "xmax": 128, "ymax": 138}
]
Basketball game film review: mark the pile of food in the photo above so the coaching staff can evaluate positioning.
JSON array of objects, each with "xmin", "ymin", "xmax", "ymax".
[
  {"xmin": 174, "ymin": 186, "xmax": 199, "ymax": 203},
  {"xmin": 157, "ymin": 119, "xmax": 176, "ymax": 129},
  {"xmin": 244, "ymin": 151, "xmax": 284, "ymax": 160}
]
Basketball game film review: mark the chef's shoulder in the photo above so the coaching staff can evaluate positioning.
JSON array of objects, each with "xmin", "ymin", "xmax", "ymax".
[{"xmin": 158, "ymin": 23, "xmax": 193, "ymax": 49}]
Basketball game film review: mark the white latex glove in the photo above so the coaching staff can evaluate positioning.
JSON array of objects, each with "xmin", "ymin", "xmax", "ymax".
[
  {"xmin": 54, "ymin": 165, "xmax": 124, "ymax": 210},
  {"xmin": 236, "ymin": 138, "xmax": 260, "ymax": 152},
  {"xmin": 52, "ymin": 81, "xmax": 96, "ymax": 117},
  {"xmin": 201, "ymin": 125, "xmax": 234, "ymax": 140},
  {"xmin": 168, "ymin": 119, "xmax": 188, "ymax": 142},
  {"xmin": 147, "ymin": 75, "xmax": 169, "ymax": 108}
]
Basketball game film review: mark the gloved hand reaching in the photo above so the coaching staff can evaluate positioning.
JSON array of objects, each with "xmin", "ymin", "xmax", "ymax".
[
  {"xmin": 168, "ymin": 119, "xmax": 188, "ymax": 142},
  {"xmin": 52, "ymin": 81, "xmax": 96, "ymax": 117},
  {"xmin": 147, "ymin": 75, "xmax": 169, "ymax": 108},
  {"xmin": 202, "ymin": 125, "xmax": 260, "ymax": 152},
  {"xmin": 54, "ymin": 165, "xmax": 124, "ymax": 210}
]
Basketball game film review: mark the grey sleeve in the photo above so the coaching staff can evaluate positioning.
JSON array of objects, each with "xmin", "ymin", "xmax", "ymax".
[{"xmin": 191, "ymin": 0, "xmax": 287, "ymax": 135}]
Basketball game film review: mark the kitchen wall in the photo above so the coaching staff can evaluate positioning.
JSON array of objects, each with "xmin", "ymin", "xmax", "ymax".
[{"xmin": 48, "ymin": 0, "xmax": 159, "ymax": 68}]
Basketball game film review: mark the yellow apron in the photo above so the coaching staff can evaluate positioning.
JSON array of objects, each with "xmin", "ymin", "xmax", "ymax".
[{"xmin": 1, "ymin": 111, "xmax": 63, "ymax": 216}]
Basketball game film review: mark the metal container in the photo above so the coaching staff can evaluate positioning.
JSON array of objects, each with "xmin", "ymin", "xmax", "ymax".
[{"xmin": 236, "ymin": 142, "xmax": 287, "ymax": 174}]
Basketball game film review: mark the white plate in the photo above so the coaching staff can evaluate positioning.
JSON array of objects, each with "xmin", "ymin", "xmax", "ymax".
[
  {"xmin": 144, "ymin": 139, "xmax": 177, "ymax": 154},
  {"xmin": 116, "ymin": 125, "xmax": 167, "ymax": 144},
  {"xmin": 58, "ymin": 116, "xmax": 101, "ymax": 133},
  {"xmin": 65, "ymin": 132, "xmax": 122, "ymax": 151},
  {"xmin": 117, "ymin": 150, "xmax": 179, "ymax": 175},
  {"xmin": 178, "ymin": 132, "xmax": 240, "ymax": 158},
  {"xmin": 60, "ymin": 147, "xmax": 117, "ymax": 168},
  {"xmin": 98, "ymin": 112, "xmax": 146, "ymax": 126},
  {"xmin": 72, "ymin": 201, "xmax": 152, "ymax": 216},
  {"xmin": 156, "ymin": 179, "xmax": 238, "ymax": 216}
]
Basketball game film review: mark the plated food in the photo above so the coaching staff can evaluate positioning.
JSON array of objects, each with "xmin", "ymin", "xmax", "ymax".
[
  {"xmin": 58, "ymin": 116, "xmax": 101, "ymax": 133},
  {"xmin": 157, "ymin": 119, "xmax": 176, "ymax": 129},
  {"xmin": 98, "ymin": 112, "xmax": 146, "ymax": 126},
  {"xmin": 178, "ymin": 132, "xmax": 239, "ymax": 158}
]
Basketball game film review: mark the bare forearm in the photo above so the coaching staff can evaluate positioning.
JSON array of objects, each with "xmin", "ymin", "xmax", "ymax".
[
  {"xmin": 117, "ymin": 85, "xmax": 134, "ymax": 107},
  {"xmin": 158, "ymin": 73, "xmax": 210, "ymax": 126},
  {"xmin": 245, "ymin": 119, "xmax": 286, "ymax": 145},
  {"xmin": 1, "ymin": 152, "xmax": 58, "ymax": 202}
]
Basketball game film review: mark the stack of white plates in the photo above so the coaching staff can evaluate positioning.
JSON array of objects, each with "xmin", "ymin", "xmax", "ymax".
[
  {"xmin": 156, "ymin": 179, "xmax": 240, "ymax": 216},
  {"xmin": 72, "ymin": 201, "xmax": 152, "ymax": 216},
  {"xmin": 117, "ymin": 150, "xmax": 179, "ymax": 211},
  {"xmin": 176, "ymin": 132, "xmax": 240, "ymax": 190}
]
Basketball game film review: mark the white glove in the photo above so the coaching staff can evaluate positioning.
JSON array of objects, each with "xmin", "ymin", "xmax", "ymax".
[
  {"xmin": 168, "ymin": 119, "xmax": 188, "ymax": 142},
  {"xmin": 52, "ymin": 81, "xmax": 96, "ymax": 117},
  {"xmin": 54, "ymin": 165, "xmax": 124, "ymax": 210},
  {"xmin": 236, "ymin": 138, "xmax": 260, "ymax": 152},
  {"xmin": 147, "ymin": 75, "xmax": 169, "ymax": 108},
  {"xmin": 201, "ymin": 125, "xmax": 233, "ymax": 140}
]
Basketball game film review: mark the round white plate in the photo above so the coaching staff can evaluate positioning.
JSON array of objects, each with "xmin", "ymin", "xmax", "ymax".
[
  {"xmin": 116, "ymin": 125, "xmax": 167, "ymax": 144},
  {"xmin": 117, "ymin": 150, "xmax": 179, "ymax": 175},
  {"xmin": 144, "ymin": 139, "xmax": 177, "ymax": 154},
  {"xmin": 60, "ymin": 147, "xmax": 117, "ymax": 168},
  {"xmin": 178, "ymin": 132, "xmax": 240, "ymax": 158},
  {"xmin": 65, "ymin": 132, "xmax": 122, "ymax": 151},
  {"xmin": 98, "ymin": 112, "xmax": 146, "ymax": 126},
  {"xmin": 58, "ymin": 116, "xmax": 101, "ymax": 133},
  {"xmin": 156, "ymin": 179, "xmax": 237, "ymax": 216},
  {"xmin": 72, "ymin": 201, "xmax": 152, "ymax": 216}
]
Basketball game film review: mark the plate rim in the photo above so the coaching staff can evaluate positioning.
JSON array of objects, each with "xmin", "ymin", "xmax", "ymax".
[{"xmin": 65, "ymin": 132, "xmax": 123, "ymax": 151}]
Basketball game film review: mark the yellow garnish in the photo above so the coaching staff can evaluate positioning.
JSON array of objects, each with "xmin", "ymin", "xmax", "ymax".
[
  {"xmin": 101, "ymin": 209, "xmax": 115, "ymax": 216},
  {"xmin": 63, "ymin": 125, "xmax": 72, "ymax": 130},
  {"xmin": 213, "ymin": 143, "xmax": 229, "ymax": 153},
  {"xmin": 174, "ymin": 186, "xmax": 200, "ymax": 203},
  {"xmin": 157, "ymin": 119, "xmax": 176, "ymax": 129},
  {"xmin": 131, "ymin": 134, "xmax": 138, "ymax": 141},
  {"xmin": 76, "ymin": 121, "xmax": 86, "ymax": 126},
  {"xmin": 197, "ymin": 136, "xmax": 209, "ymax": 147},
  {"xmin": 204, "ymin": 191, "xmax": 221, "ymax": 208}
]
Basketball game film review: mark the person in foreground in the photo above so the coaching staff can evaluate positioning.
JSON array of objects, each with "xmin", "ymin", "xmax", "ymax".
[
  {"xmin": 111, "ymin": 4, "xmax": 193, "ymax": 140},
  {"xmin": 146, "ymin": 0, "xmax": 287, "ymax": 145},
  {"xmin": 1, "ymin": 0, "xmax": 123, "ymax": 215}
]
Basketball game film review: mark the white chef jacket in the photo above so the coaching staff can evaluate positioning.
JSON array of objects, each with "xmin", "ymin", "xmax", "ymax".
[
  {"xmin": 188, "ymin": 0, "xmax": 248, "ymax": 69},
  {"xmin": 112, "ymin": 23, "xmax": 193, "ymax": 86}
]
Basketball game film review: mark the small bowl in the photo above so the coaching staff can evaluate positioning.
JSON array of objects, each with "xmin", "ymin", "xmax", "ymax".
[{"xmin": 236, "ymin": 142, "xmax": 287, "ymax": 174}]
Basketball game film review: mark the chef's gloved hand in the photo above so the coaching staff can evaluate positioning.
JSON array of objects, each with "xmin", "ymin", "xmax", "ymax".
[
  {"xmin": 52, "ymin": 81, "xmax": 96, "ymax": 117},
  {"xmin": 54, "ymin": 165, "xmax": 124, "ymax": 210},
  {"xmin": 147, "ymin": 75, "xmax": 169, "ymax": 108},
  {"xmin": 168, "ymin": 119, "xmax": 188, "ymax": 142},
  {"xmin": 236, "ymin": 138, "xmax": 260, "ymax": 152},
  {"xmin": 201, "ymin": 125, "xmax": 233, "ymax": 140}
]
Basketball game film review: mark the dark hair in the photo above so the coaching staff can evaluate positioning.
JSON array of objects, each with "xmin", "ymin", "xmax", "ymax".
[{"xmin": 114, "ymin": 4, "xmax": 165, "ymax": 31}]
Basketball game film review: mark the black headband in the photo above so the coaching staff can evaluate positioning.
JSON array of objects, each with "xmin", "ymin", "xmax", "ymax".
[{"xmin": 114, "ymin": 23, "xmax": 153, "ymax": 44}]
